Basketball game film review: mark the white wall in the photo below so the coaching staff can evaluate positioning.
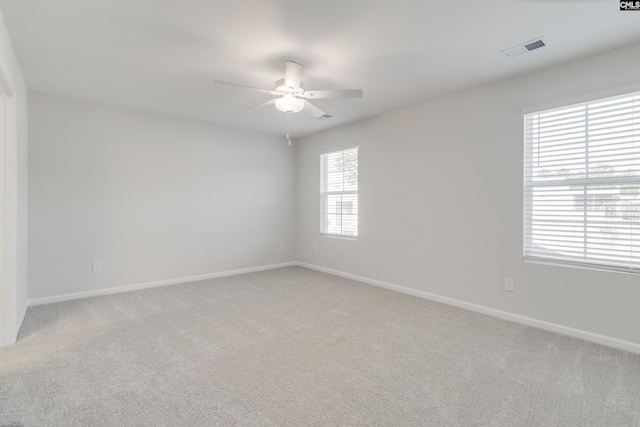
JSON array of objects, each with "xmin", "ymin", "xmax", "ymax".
[
  {"xmin": 297, "ymin": 41, "xmax": 640, "ymax": 346},
  {"xmin": 0, "ymin": 7, "xmax": 28, "ymax": 343},
  {"xmin": 28, "ymin": 92, "xmax": 295, "ymax": 299}
]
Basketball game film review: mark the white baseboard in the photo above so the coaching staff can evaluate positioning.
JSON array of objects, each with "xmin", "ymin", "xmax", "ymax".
[
  {"xmin": 295, "ymin": 262, "xmax": 640, "ymax": 355},
  {"xmin": 27, "ymin": 262, "xmax": 297, "ymax": 308}
]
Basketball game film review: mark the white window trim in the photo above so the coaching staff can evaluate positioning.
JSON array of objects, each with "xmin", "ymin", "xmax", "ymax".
[
  {"xmin": 320, "ymin": 145, "xmax": 358, "ymax": 239},
  {"xmin": 523, "ymin": 87, "xmax": 640, "ymax": 274}
]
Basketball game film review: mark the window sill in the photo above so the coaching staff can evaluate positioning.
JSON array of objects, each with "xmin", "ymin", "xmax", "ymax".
[
  {"xmin": 320, "ymin": 233, "xmax": 358, "ymax": 241},
  {"xmin": 524, "ymin": 256, "xmax": 640, "ymax": 276}
]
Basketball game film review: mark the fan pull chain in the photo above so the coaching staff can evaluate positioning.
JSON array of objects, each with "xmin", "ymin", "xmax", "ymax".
[{"xmin": 286, "ymin": 112, "xmax": 292, "ymax": 146}]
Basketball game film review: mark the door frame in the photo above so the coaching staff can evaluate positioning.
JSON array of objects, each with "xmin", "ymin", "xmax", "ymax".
[{"xmin": 0, "ymin": 64, "xmax": 17, "ymax": 347}]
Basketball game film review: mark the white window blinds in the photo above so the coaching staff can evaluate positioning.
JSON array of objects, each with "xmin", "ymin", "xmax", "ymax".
[
  {"xmin": 524, "ymin": 91, "xmax": 640, "ymax": 274},
  {"xmin": 320, "ymin": 147, "xmax": 358, "ymax": 237}
]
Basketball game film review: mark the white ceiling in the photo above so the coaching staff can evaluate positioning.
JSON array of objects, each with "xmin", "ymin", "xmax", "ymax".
[{"xmin": 1, "ymin": 0, "xmax": 640, "ymax": 138}]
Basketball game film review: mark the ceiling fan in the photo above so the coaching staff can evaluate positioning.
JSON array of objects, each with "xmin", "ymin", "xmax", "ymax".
[{"xmin": 214, "ymin": 60, "xmax": 363, "ymax": 120}]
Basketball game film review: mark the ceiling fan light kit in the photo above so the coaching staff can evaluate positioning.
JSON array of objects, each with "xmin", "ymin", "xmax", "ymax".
[{"xmin": 275, "ymin": 93, "xmax": 304, "ymax": 113}]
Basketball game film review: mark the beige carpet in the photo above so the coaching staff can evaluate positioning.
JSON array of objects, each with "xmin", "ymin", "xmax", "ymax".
[{"xmin": 1, "ymin": 266, "xmax": 639, "ymax": 426}]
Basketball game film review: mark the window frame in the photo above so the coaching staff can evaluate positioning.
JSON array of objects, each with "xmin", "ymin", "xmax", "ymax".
[
  {"xmin": 320, "ymin": 146, "xmax": 358, "ymax": 239},
  {"xmin": 523, "ymin": 85, "xmax": 640, "ymax": 275}
]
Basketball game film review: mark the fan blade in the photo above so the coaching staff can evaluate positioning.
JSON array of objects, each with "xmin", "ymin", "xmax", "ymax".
[
  {"xmin": 214, "ymin": 80, "xmax": 276, "ymax": 95},
  {"xmin": 284, "ymin": 61, "xmax": 305, "ymax": 90},
  {"xmin": 246, "ymin": 98, "xmax": 276, "ymax": 111},
  {"xmin": 303, "ymin": 100, "xmax": 332, "ymax": 119},
  {"xmin": 300, "ymin": 89, "xmax": 363, "ymax": 99}
]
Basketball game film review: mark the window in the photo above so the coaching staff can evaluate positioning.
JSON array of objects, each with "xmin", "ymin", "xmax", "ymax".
[
  {"xmin": 524, "ymin": 90, "xmax": 640, "ymax": 273},
  {"xmin": 320, "ymin": 146, "xmax": 358, "ymax": 237}
]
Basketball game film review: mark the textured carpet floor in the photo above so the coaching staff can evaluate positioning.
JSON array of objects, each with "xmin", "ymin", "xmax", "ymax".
[{"xmin": 1, "ymin": 266, "xmax": 639, "ymax": 426}]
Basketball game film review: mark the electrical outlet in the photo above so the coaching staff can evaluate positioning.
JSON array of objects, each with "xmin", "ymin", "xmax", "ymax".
[
  {"xmin": 92, "ymin": 261, "xmax": 102, "ymax": 273},
  {"xmin": 504, "ymin": 277, "xmax": 514, "ymax": 292}
]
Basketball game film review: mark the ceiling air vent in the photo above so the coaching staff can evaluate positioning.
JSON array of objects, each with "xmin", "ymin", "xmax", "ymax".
[{"xmin": 502, "ymin": 37, "xmax": 547, "ymax": 58}]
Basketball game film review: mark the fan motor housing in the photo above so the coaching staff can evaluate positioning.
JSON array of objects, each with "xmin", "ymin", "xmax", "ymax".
[{"xmin": 275, "ymin": 78, "xmax": 304, "ymax": 94}]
